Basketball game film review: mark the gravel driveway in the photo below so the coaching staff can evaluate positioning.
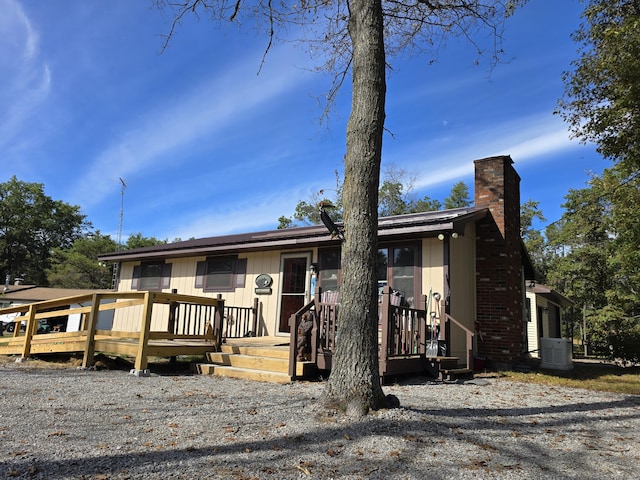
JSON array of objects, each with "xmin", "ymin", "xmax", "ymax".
[{"xmin": 1, "ymin": 360, "xmax": 639, "ymax": 479}]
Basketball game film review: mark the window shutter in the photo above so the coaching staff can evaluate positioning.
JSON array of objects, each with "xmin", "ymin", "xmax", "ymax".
[
  {"xmin": 161, "ymin": 263, "xmax": 172, "ymax": 290},
  {"xmin": 234, "ymin": 258, "xmax": 247, "ymax": 288},
  {"xmin": 195, "ymin": 261, "xmax": 206, "ymax": 289},
  {"xmin": 131, "ymin": 265, "xmax": 141, "ymax": 290}
]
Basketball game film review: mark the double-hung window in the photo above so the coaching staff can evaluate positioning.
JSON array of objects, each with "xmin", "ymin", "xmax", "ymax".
[
  {"xmin": 195, "ymin": 256, "xmax": 247, "ymax": 292},
  {"xmin": 131, "ymin": 261, "xmax": 172, "ymax": 291}
]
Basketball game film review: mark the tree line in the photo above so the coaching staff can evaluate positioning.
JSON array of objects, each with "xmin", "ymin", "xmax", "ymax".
[
  {"xmin": 0, "ymin": 176, "xmax": 170, "ymax": 290},
  {"xmin": 277, "ymin": 166, "xmax": 472, "ymax": 228},
  {"xmin": 523, "ymin": 0, "xmax": 640, "ymax": 364}
]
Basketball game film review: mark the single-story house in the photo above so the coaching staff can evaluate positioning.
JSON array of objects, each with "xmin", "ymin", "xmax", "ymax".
[{"xmin": 98, "ymin": 155, "xmax": 537, "ymax": 370}]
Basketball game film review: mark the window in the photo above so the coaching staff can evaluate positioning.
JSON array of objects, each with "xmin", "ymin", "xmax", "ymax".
[
  {"xmin": 378, "ymin": 244, "xmax": 419, "ymax": 307},
  {"xmin": 318, "ymin": 249, "xmax": 341, "ymax": 292},
  {"xmin": 319, "ymin": 243, "xmax": 419, "ymax": 306},
  {"xmin": 195, "ymin": 256, "xmax": 247, "ymax": 292},
  {"xmin": 131, "ymin": 261, "xmax": 172, "ymax": 291}
]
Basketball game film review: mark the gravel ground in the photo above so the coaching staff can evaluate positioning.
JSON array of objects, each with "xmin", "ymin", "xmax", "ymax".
[{"xmin": 1, "ymin": 359, "xmax": 639, "ymax": 480}]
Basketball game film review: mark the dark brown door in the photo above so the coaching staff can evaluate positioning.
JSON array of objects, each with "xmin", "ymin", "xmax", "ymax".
[{"xmin": 279, "ymin": 257, "xmax": 308, "ymax": 333}]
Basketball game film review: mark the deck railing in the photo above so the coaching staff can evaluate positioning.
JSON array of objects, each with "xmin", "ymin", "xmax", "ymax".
[
  {"xmin": 222, "ymin": 298, "xmax": 261, "ymax": 339},
  {"xmin": 168, "ymin": 297, "xmax": 260, "ymax": 339},
  {"xmin": 288, "ymin": 286, "xmax": 475, "ymax": 379},
  {"xmin": 0, "ymin": 292, "xmax": 225, "ymax": 372}
]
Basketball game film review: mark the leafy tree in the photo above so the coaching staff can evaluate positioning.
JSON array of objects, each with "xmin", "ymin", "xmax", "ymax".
[
  {"xmin": 377, "ymin": 165, "xmax": 415, "ymax": 217},
  {"xmin": 279, "ymin": 170, "xmax": 344, "ymax": 228},
  {"xmin": 545, "ymin": 169, "xmax": 640, "ymax": 361},
  {"xmin": 555, "ymin": 2, "xmax": 640, "ymax": 358},
  {"xmin": 47, "ymin": 232, "xmax": 118, "ymax": 289},
  {"xmin": 0, "ymin": 176, "xmax": 89, "ymax": 286},
  {"xmin": 47, "ymin": 232, "xmax": 172, "ymax": 290},
  {"xmin": 557, "ymin": 0, "xmax": 640, "ymax": 176},
  {"xmin": 378, "ymin": 179, "xmax": 407, "ymax": 217},
  {"xmin": 586, "ymin": 305, "xmax": 640, "ymax": 363},
  {"xmin": 124, "ymin": 232, "xmax": 169, "ymax": 250},
  {"xmin": 158, "ymin": 0, "xmax": 524, "ymax": 416},
  {"xmin": 409, "ymin": 195, "xmax": 442, "ymax": 213},
  {"xmin": 276, "ymin": 216, "xmax": 293, "ymax": 230},
  {"xmin": 520, "ymin": 200, "xmax": 547, "ymax": 281},
  {"xmin": 378, "ymin": 165, "xmax": 449, "ymax": 216},
  {"xmin": 443, "ymin": 181, "xmax": 471, "ymax": 209},
  {"xmin": 282, "ymin": 166, "xmax": 465, "ymax": 226},
  {"xmin": 600, "ymin": 168, "xmax": 640, "ymax": 313}
]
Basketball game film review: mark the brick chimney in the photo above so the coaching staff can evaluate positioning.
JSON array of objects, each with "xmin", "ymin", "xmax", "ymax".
[{"xmin": 474, "ymin": 156, "xmax": 525, "ymax": 367}]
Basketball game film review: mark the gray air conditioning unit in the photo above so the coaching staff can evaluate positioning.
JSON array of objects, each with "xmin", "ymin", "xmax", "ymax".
[{"xmin": 540, "ymin": 337, "xmax": 573, "ymax": 370}]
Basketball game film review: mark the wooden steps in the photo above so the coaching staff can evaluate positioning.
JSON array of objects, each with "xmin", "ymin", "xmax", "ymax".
[
  {"xmin": 196, "ymin": 342, "xmax": 313, "ymax": 383},
  {"xmin": 425, "ymin": 356, "xmax": 473, "ymax": 381},
  {"xmin": 441, "ymin": 367, "xmax": 474, "ymax": 381}
]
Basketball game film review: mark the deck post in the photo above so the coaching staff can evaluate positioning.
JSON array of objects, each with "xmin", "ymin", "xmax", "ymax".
[
  {"xmin": 251, "ymin": 298, "xmax": 259, "ymax": 335},
  {"xmin": 81, "ymin": 293, "xmax": 102, "ymax": 369},
  {"xmin": 419, "ymin": 294, "xmax": 428, "ymax": 355},
  {"xmin": 132, "ymin": 291, "xmax": 154, "ymax": 375},
  {"xmin": 168, "ymin": 289, "xmax": 178, "ymax": 335},
  {"xmin": 19, "ymin": 304, "xmax": 38, "ymax": 361},
  {"xmin": 288, "ymin": 313, "xmax": 298, "ymax": 378},
  {"xmin": 212, "ymin": 297, "xmax": 224, "ymax": 350},
  {"xmin": 12, "ymin": 313, "xmax": 23, "ymax": 338},
  {"xmin": 378, "ymin": 286, "xmax": 391, "ymax": 377},
  {"xmin": 310, "ymin": 287, "xmax": 320, "ymax": 367}
]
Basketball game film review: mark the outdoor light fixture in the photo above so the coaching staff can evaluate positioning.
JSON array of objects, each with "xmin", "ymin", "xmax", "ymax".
[
  {"xmin": 309, "ymin": 263, "xmax": 318, "ymax": 274},
  {"xmin": 438, "ymin": 232, "xmax": 459, "ymax": 240}
]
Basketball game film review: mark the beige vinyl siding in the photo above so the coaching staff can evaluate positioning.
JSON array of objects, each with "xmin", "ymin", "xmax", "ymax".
[
  {"xmin": 421, "ymin": 237, "xmax": 444, "ymax": 302},
  {"xmin": 449, "ymin": 222, "xmax": 477, "ymax": 362},
  {"xmin": 113, "ymin": 263, "xmax": 145, "ymax": 331},
  {"xmin": 113, "ymin": 249, "xmax": 318, "ymax": 336},
  {"xmin": 526, "ymin": 291, "xmax": 540, "ymax": 358}
]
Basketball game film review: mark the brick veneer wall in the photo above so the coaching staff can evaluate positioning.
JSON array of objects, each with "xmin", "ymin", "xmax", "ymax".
[{"xmin": 474, "ymin": 156, "xmax": 525, "ymax": 367}]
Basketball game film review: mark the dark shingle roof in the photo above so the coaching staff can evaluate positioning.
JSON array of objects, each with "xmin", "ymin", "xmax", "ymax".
[{"xmin": 98, "ymin": 207, "xmax": 488, "ymax": 262}]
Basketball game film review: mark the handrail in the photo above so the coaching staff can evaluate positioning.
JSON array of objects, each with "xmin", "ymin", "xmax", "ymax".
[
  {"xmin": 288, "ymin": 296, "xmax": 317, "ymax": 378},
  {"xmin": 441, "ymin": 300, "xmax": 475, "ymax": 370},
  {"xmin": 304, "ymin": 287, "xmax": 475, "ymax": 378}
]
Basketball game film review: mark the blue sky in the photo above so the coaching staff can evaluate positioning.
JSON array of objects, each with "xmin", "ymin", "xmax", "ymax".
[{"xmin": 2, "ymin": 0, "xmax": 604, "ymax": 242}]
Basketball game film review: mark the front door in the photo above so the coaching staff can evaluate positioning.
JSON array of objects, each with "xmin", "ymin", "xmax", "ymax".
[{"xmin": 278, "ymin": 255, "xmax": 309, "ymax": 333}]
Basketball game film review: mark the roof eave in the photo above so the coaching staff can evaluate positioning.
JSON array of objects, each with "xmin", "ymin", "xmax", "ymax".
[{"xmin": 99, "ymin": 208, "xmax": 488, "ymax": 263}]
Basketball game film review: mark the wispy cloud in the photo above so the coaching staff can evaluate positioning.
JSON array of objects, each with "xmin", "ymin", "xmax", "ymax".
[
  {"xmin": 72, "ymin": 45, "xmax": 312, "ymax": 209},
  {"xmin": 397, "ymin": 113, "xmax": 579, "ymax": 191},
  {"xmin": 0, "ymin": 0, "xmax": 51, "ymax": 153},
  {"xmin": 161, "ymin": 181, "xmax": 323, "ymax": 239}
]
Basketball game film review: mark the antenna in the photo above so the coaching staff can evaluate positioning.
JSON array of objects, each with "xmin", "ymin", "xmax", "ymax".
[
  {"xmin": 117, "ymin": 178, "xmax": 126, "ymax": 251},
  {"xmin": 112, "ymin": 178, "xmax": 126, "ymax": 290}
]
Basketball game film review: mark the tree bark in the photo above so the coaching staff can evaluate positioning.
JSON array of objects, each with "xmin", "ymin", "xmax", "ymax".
[{"xmin": 323, "ymin": 0, "xmax": 389, "ymax": 417}]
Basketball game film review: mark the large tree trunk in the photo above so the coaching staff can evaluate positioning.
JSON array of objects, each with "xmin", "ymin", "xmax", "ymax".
[{"xmin": 323, "ymin": 0, "xmax": 389, "ymax": 417}]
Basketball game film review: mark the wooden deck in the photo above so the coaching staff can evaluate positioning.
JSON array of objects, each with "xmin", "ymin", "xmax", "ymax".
[
  {"xmin": 1, "ymin": 288, "xmax": 475, "ymax": 382},
  {"xmin": 0, "ymin": 332, "xmax": 218, "ymax": 358},
  {"xmin": 0, "ymin": 291, "xmax": 225, "ymax": 375}
]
